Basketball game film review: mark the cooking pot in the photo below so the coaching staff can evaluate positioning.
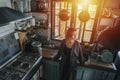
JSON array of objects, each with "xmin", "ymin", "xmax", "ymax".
[
  {"xmin": 31, "ymin": 41, "xmax": 42, "ymax": 55},
  {"xmin": 100, "ymin": 49, "xmax": 113, "ymax": 63},
  {"xmin": 78, "ymin": 11, "xmax": 90, "ymax": 22}
]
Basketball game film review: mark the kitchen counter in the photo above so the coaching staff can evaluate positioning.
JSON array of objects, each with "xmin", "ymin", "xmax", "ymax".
[
  {"xmin": 41, "ymin": 47, "xmax": 116, "ymax": 72},
  {"xmin": 83, "ymin": 60, "xmax": 116, "ymax": 72},
  {"xmin": 42, "ymin": 48, "xmax": 58, "ymax": 60},
  {"xmin": 42, "ymin": 48, "xmax": 116, "ymax": 80},
  {"xmin": 42, "ymin": 47, "xmax": 116, "ymax": 72},
  {"xmin": 0, "ymin": 52, "xmax": 43, "ymax": 80}
]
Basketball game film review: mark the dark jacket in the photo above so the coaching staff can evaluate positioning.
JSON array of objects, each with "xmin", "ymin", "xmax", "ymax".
[{"xmin": 54, "ymin": 40, "xmax": 84, "ymax": 80}]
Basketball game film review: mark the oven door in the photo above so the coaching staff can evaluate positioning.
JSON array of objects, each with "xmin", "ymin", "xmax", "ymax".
[
  {"xmin": 31, "ymin": 70, "xmax": 40, "ymax": 80},
  {"xmin": 30, "ymin": 66, "xmax": 43, "ymax": 80}
]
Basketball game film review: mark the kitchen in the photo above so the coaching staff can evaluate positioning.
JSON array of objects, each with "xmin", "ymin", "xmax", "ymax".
[{"xmin": 0, "ymin": 0, "xmax": 120, "ymax": 80}]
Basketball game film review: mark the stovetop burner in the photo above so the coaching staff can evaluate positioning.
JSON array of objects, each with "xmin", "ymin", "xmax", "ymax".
[
  {"xmin": 0, "ymin": 67, "xmax": 24, "ymax": 80},
  {"xmin": 9, "ymin": 74, "xmax": 21, "ymax": 80},
  {"xmin": 11, "ymin": 60, "xmax": 31, "ymax": 72},
  {"xmin": 0, "ymin": 53, "xmax": 42, "ymax": 80},
  {"xmin": 0, "ymin": 70, "xmax": 9, "ymax": 79},
  {"xmin": 12, "ymin": 60, "xmax": 22, "ymax": 67},
  {"xmin": 18, "ymin": 54, "xmax": 39, "ymax": 62},
  {"xmin": 0, "ymin": 70, "xmax": 8, "ymax": 77},
  {"xmin": 21, "ymin": 63, "xmax": 30, "ymax": 69}
]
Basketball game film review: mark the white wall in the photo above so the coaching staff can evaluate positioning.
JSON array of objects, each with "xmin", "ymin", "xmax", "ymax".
[
  {"xmin": 104, "ymin": 0, "xmax": 120, "ymax": 9},
  {"xmin": 0, "ymin": 0, "xmax": 6, "ymax": 7},
  {"xmin": 0, "ymin": 0, "xmax": 11, "ymax": 7}
]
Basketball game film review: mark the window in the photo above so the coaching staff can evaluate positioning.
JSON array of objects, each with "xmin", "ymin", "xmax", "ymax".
[
  {"xmin": 52, "ymin": 2, "xmax": 72, "ymax": 40},
  {"xmin": 51, "ymin": 1, "xmax": 99, "ymax": 42}
]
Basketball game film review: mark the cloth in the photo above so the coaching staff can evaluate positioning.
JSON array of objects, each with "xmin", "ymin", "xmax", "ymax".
[{"xmin": 61, "ymin": 46, "xmax": 71, "ymax": 80}]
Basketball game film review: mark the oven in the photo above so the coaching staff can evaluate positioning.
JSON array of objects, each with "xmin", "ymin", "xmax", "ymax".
[{"xmin": 0, "ymin": 23, "xmax": 42, "ymax": 80}]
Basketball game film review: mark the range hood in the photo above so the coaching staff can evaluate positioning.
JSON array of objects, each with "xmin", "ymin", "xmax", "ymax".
[{"xmin": 0, "ymin": 7, "xmax": 32, "ymax": 25}]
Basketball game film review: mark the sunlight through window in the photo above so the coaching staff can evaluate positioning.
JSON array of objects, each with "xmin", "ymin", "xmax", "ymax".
[{"xmin": 52, "ymin": 1, "xmax": 99, "ymax": 42}]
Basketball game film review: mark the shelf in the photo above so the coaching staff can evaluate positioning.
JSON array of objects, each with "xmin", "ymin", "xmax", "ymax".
[
  {"xmin": 26, "ymin": 11, "xmax": 51, "ymax": 14},
  {"xmin": 33, "ymin": 26, "xmax": 49, "ymax": 30},
  {"xmin": 100, "ymin": 16, "xmax": 115, "ymax": 19}
]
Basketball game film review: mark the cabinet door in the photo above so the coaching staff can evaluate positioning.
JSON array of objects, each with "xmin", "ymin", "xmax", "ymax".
[
  {"xmin": 43, "ymin": 59, "xmax": 59, "ymax": 80},
  {"xmin": 76, "ymin": 67, "xmax": 85, "ymax": 80},
  {"xmin": 76, "ymin": 67, "xmax": 97, "ymax": 80},
  {"xmin": 107, "ymin": 72, "xmax": 116, "ymax": 80},
  {"xmin": 76, "ymin": 66, "xmax": 116, "ymax": 80},
  {"xmin": 95, "ymin": 70, "xmax": 116, "ymax": 80},
  {"xmin": 83, "ymin": 68, "xmax": 96, "ymax": 80}
]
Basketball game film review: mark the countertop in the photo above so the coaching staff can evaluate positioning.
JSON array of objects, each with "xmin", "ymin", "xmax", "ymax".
[
  {"xmin": 83, "ymin": 60, "xmax": 116, "ymax": 72},
  {"xmin": 41, "ymin": 46, "xmax": 92, "ymax": 60},
  {"xmin": 42, "ymin": 47, "xmax": 58, "ymax": 60},
  {"xmin": 42, "ymin": 47, "xmax": 116, "ymax": 72}
]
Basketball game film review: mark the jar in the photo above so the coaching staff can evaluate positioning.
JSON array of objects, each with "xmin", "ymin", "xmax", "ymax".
[{"xmin": 31, "ymin": 41, "xmax": 42, "ymax": 56}]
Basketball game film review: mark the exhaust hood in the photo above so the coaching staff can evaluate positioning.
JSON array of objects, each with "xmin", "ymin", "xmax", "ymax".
[{"xmin": 0, "ymin": 7, "xmax": 32, "ymax": 25}]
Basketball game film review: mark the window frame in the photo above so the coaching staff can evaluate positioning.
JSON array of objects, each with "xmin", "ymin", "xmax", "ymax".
[{"xmin": 51, "ymin": 0, "xmax": 101, "ymax": 43}]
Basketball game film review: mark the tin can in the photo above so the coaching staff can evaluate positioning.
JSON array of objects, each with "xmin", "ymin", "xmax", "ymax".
[{"xmin": 38, "ymin": 47, "xmax": 42, "ymax": 56}]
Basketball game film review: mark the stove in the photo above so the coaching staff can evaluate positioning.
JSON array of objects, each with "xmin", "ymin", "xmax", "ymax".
[
  {"xmin": 9, "ymin": 54, "xmax": 39, "ymax": 72},
  {"xmin": 0, "ymin": 53, "xmax": 42, "ymax": 80},
  {"xmin": 0, "ymin": 67, "xmax": 24, "ymax": 80},
  {"xmin": 0, "ymin": 25, "xmax": 42, "ymax": 80}
]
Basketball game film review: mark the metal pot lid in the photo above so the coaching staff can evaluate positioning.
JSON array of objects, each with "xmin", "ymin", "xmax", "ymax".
[
  {"xmin": 101, "ymin": 50, "xmax": 113, "ymax": 63},
  {"xmin": 32, "ymin": 41, "xmax": 41, "ymax": 47}
]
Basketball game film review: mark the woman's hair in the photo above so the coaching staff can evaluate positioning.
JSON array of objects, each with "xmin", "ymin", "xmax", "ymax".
[{"xmin": 65, "ymin": 27, "xmax": 77, "ymax": 39}]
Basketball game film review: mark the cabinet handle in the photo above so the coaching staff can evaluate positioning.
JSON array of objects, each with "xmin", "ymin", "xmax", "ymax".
[
  {"xmin": 104, "ymin": 73, "xmax": 109, "ymax": 80},
  {"xmin": 81, "ymin": 70, "xmax": 84, "ymax": 80},
  {"xmin": 101, "ymin": 72, "xmax": 104, "ymax": 80}
]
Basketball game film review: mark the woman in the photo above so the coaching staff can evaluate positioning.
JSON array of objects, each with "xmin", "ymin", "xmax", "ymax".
[{"xmin": 54, "ymin": 27, "xmax": 85, "ymax": 80}]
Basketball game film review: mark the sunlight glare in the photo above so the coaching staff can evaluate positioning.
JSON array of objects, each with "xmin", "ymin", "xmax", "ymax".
[{"xmin": 80, "ymin": 0, "xmax": 90, "ymax": 6}]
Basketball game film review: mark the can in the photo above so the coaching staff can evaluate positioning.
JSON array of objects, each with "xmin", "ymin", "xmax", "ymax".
[{"xmin": 38, "ymin": 47, "xmax": 42, "ymax": 56}]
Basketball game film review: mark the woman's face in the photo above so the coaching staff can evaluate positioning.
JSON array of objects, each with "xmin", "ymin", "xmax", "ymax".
[
  {"xmin": 65, "ymin": 30, "xmax": 76, "ymax": 48},
  {"xmin": 67, "ymin": 31, "xmax": 76, "ymax": 42},
  {"xmin": 70, "ymin": 31, "xmax": 76, "ymax": 40}
]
